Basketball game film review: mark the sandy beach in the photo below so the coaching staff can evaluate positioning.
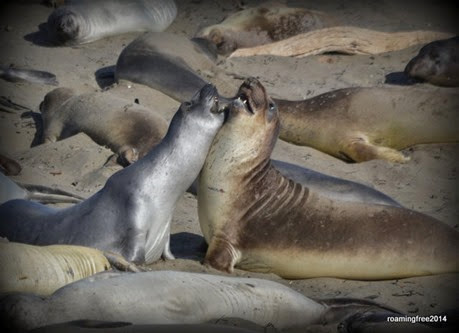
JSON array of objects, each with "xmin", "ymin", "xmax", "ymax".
[{"xmin": 0, "ymin": 0, "xmax": 457, "ymax": 331}]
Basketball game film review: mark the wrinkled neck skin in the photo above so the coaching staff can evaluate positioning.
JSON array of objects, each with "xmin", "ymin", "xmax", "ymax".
[{"xmin": 198, "ymin": 119, "xmax": 276, "ymax": 241}]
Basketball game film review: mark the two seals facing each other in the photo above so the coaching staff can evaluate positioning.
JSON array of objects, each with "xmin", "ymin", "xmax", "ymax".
[
  {"xmin": 40, "ymin": 87, "xmax": 168, "ymax": 165},
  {"xmin": 46, "ymin": 0, "xmax": 177, "ymax": 45},
  {"xmin": 198, "ymin": 78, "xmax": 458, "ymax": 279},
  {"xmin": 0, "ymin": 84, "xmax": 225, "ymax": 264}
]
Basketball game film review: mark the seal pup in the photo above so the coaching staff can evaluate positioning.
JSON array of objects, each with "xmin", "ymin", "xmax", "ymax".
[
  {"xmin": 46, "ymin": 0, "xmax": 177, "ymax": 45},
  {"xmin": 0, "ymin": 270, "xmax": 400, "ymax": 331},
  {"xmin": 405, "ymin": 36, "xmax": 459, "ymax": 87},
  {"xmin": 196, "ymin": 2, "xmax": 337, "ymax": 55},
  {"xmin": 0, "ymin": 65, "xmax": 58, "ymax": 85},
  {"xmin": 229, "ymin": 27, "xmax": 454, "ymax": 58},
  {"xmin": 115, "ymin": 32, "xmax": 237, "ymax": 102},
  {"xmin": 40, "ymin": 87, "xmax": 168, "ymax": 165},
  {"xmin": 0, "ymin": 173, "xmax": 84, "ymax": 205},
  {"xmin": 275, "ymin": 86, "xmax": 459, "ymax": 163},
  {"xmin": 198, "ymin": 78, "xmax": 459, "ymax": 279},
  {"xmin": 0, "ymin": 84, "xmax": 225, "ymax": 264}
]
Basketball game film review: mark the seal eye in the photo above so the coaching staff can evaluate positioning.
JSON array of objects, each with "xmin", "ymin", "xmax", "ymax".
[{"xmin": 182, "ymin": 101, "xmax": 192, "ymax": 111}]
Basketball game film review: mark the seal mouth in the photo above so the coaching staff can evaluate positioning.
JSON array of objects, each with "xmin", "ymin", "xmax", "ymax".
[{"xmin": 234, "ymin": 93, "xmax": 254, "ymax": 114}]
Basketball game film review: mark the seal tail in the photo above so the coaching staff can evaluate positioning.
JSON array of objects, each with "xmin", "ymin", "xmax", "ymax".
[
  {"xmin": 318, "ymin": 298, "xmax": 403, "ymax": 325},
  {"xmin": 21, "ymin": 183, "xmax": 86, "ymax": 204}
]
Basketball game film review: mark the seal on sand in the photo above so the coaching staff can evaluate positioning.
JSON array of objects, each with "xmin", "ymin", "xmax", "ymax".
[
  {"xmin": 115, "ymin": 32, "xmax": 237, "ymax": 103},
  {"xmin": 196, "ymin": 2, "xmax": 336, "ymax": 55},
  {"xmin": 275, "ymin": 86, "xmax": 459, "ymax": 163},
  {"xmin": 198, "ymin": 78, "xmax": 458, "ymax": 279},
  {"xmin": 0, "ymin": 84, "xmax": 225, "ymax": 264},
  {"xmin": 405, "ymin": 36, "xmax": 459, "ymax": 87},
  {"xmin": 46, "ymin": 0, "xmax": 177, "ymax": 45},
  {"xmin": 0, "ymin": 270, "xmax": 400, "ymax": 331},
  {"xmin": 40, "ymin": 87, "xmax": 168, "ymax": 165}
]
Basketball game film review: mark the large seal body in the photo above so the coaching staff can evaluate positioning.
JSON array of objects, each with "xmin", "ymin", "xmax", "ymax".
[
  {"xmin": 198, "ymin": 78, "xmax": 459, "ymax": 279},
  {"xmin": 405, "ymin": 36, "xmax": 459, "ymax": 87},
  {"xmin": 40, "ymin": 87, "xmax": 168, "ymax": 165},
  {"xmin": 0, "ymin": 241, "xmax": 110, "ymax": 296},
  {"xmin": 0, "ymin": 84, "xmax": 224, "ymax": 264},
  {"xmin": 46, "ymin": 0, "xmax": 177, "ymax": 45},
  {"xmin": 275, "ymin": 86, "xmax": 459, "ymax": 163},
  {"xmin": 115, "ymin": 32, "xmax": 236, "ymax": 102},
  {"xmin": 196, "ymin": 2, "xmax": 336, "ymax": 55},
  {"xmin": 0, "ymin": 270, "xmax": 398, "ymax": 331}
]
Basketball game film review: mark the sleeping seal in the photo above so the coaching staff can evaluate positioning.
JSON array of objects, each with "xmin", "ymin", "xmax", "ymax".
[
  {"xmin": 0, "ymin": 270, "xmax": 400, "ymax": 331},
  {"xmin": 0, "ymin": 84, "xmax": 225, "ymax": 264},
  {"xmin": 405, "ymin": 36, "xmax": 459, "ymax": 87},
  {"xmin": 40, "ymin": 87, "xmax": 168, "ymax": 165},
  {"xmin": 198, "ymin": 78, "xmax": 458, "ymax": 279},
  {"xmin": 46, "ymin": 0, "xmax": 177, "ymax": 45}
]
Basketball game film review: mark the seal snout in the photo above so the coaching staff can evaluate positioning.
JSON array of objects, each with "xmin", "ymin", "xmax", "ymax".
[{"xmin": 199, "ymin": 84, "xmax": 221, "ymax": 114}]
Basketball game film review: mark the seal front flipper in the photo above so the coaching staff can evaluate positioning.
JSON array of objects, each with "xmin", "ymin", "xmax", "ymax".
[
  {"xmin": 341, "ymin": 136, "xmax": 410, "ymax": 163},
  {"xmin": 204, "ymin": 235, "xmax": 241, "ymax": 273},
  {"xmin": 102, "ymin": 251, "xmax": 144, "ymax": 273}
]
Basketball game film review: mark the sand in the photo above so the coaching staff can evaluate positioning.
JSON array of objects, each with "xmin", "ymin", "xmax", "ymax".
[{"xmin": 0, "ymin": 0, "xmax": 457, "ymax": 332}]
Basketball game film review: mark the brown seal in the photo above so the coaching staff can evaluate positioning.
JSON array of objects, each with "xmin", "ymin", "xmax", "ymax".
[
  {"xmin": 40, "ymin": 87, "xmax": 168, "ymax": 165},
  {"xmin": 198, "ymin": 78, "xmax": 458, "ymax": 279},
  {"xmin": 196, "ymin": 2, "xmax": 336, "ymax": 55},
  {"xmin": 275, "ymin": 86, "xmax": 459, "ymax": 163}
]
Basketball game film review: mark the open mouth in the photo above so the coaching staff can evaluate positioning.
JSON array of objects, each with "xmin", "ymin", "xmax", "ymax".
[
  {"xmin": 238, "ymin": 93, "xmax": 254, "ymax": 114},
  {"xmin": 210, "ymin": 95, "xmax": 223, "ymax": 114}
]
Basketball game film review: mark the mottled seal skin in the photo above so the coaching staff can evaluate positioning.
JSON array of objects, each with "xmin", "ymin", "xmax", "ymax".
[
  {"xmin": 0, "ymin": 270, "xmax": 399, "ymax": 332},
  {"xmin": 40, "ymin": 87, "xmax": 168, "ymax": 165},
  {"xmin": 0, "ymin": 84, "xmax": 225, "ymax": 265},
  {"xmin": 115, "ymin": 32, "xmax": 236, "ymax": 103},
  {"xmin": 196, "ymin": 2, "xmax": 336, "ymax": 55},
  {"xmin": 198, "ymin": 78, "xmax": 458, "ymax": 279},
  {"xmin": 405, "ymin": 36, "xmax": 459, "ymax": 87},
  {"xmin": 275, "ymin": 86, "xmax": 459, "ymax": 163},
  {"xmin": 46, "ymin": 0, "xmax": 177, "ymax": 45}
]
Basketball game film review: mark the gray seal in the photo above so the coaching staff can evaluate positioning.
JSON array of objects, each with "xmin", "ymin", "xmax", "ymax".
[
  {"xmin": 0, "ymin": 270, "xmax": 400, "ymax": 332},
  {"xmin": 46, "ymin": 0, "xmax": 177, "ymax": 45},
  {"xmin": 0, "ymin": 84, "xmax": 224, "ymax": 264},
  {"xmin": 405, "ymin": 36, "xmax": 459, "ymax": 87}
]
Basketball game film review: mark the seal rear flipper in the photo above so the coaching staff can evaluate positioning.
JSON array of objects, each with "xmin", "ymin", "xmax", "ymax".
[
  {"xmin": 0, "ymin": 66, "xmax": 58, "ymax": 86},
  {"xmin": 318, "ymin": 298, "xmax": 403, "ymax": 326},
  {"xmin": 341, "ymin": 137, "xmax": 410, "ymax": 163}
]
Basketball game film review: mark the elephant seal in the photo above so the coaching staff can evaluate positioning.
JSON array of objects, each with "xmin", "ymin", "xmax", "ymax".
[
  {"xmin": 0, "ymin": 270, "xmax": 400, "ymax": 331},
  {"xmin": 40, "ymin": 87, "xmax": 168, "ymax": 165},
  {"xmin": 405, "ymin": 36, "xmax": 459, "ymax": 87},
  {"xmin": 198, "ymin": 78, "xmax": 459, "ymax": 279},
  {"xmin": 115, "ymin": 32, "xmax": 237, "ymax": 103},
  {"xmin": 46, "ymin": 0, "xmax": 177, "ymax": 45},
  {"xmin": 275, "ymin": 86, "xmax": 459, "ymax": 163},
  {"xmin": 196, "ymin": 2, "xmax": 336, "ymax": 55},
  {"xmin": 0, "ymin": 173, "xmax": 84, "ymax": 205},
  {"xmin": 0, "ymin": 241, "xmax": 110, "ymax": 296},
  {"xmin": 0, "ymin": 84, "xmax": 225, "ymax": 264}
]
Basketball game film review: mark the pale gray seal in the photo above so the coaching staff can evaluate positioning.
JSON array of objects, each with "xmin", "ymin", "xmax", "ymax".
[
  {"xmin": 40, "ymin": 87, "xmax": 168, "ymax": 165},
  {"xmin": 198, "ymin": 78, "xmax": 458, "ymax": 279},
  {"xmin": 46, "ymin": 0, "xmax": 177, "ymax": 45},
  {"xmin": 0, "ymin": 84, "xmax": 225, "ymax": 264},
  {"xmin": 405, "ymin": 36, "xmax": 459, "ymax": 87},
  {"xmin": 0, "ymin": 270, "xmax": 399, "ymax": 332}
]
